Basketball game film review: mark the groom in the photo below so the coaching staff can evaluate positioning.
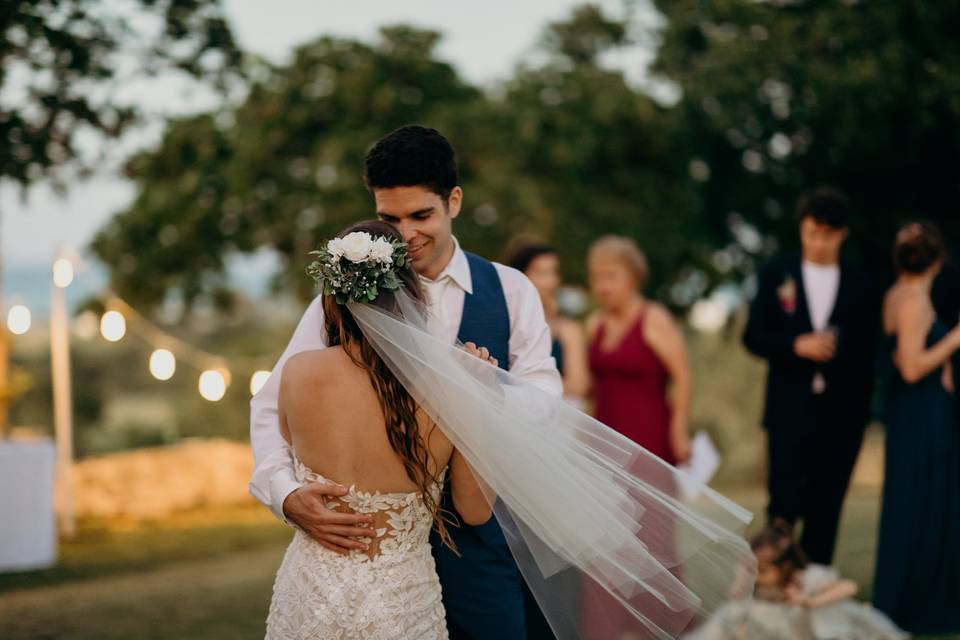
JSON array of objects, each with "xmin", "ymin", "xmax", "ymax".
[
  {"xmin": 250, "ymin": 125, "xmax": 562, "ymax": 639},
  {"xmin": 743, "ymin": 187, "xmax": 876, "ymax": 565}
]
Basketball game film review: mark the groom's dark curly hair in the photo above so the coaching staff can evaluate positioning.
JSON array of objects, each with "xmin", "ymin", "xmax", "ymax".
[{"xmin": 363, "ymin": 125, "xmax": 459, "ymax": 201}]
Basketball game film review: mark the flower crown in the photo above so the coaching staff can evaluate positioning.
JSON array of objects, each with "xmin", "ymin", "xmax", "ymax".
[{"xmin": 306, "ymin": 231, "xmax": 411, "ymax": 304}]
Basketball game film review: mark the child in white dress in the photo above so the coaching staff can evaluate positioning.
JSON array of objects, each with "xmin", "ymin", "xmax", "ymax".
[{"xmin": 685, "ymin": 521, "xmax": 908, "ymax": 640}]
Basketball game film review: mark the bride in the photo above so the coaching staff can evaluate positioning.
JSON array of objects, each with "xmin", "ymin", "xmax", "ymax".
[
  {"xmin": 266, "ymin": 220, "xmax": 756, "ymax": 640},
  {"xmin": 266, "ymin": 221, "xmax": 488, "ymax": 639}
]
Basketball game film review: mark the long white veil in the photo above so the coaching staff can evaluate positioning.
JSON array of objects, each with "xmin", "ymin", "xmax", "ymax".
[{"xmin": 348, "ymin": 289, "xmax": 756, "ymax": 639}]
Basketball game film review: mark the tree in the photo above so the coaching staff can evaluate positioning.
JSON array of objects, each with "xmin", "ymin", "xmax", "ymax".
[
  {"xmin": 651, "ymin": 0, "xmax": 960, "ymax": 281},
  {"xmin": 495, "ymin": 4, "xmax": 708, "ymax": 300},
  {"xmin": 0, "ymin": 0, "xmax": 242, "ymax": 436},
  {"xmin": 92, "ymin": 26, "xmax": 484, "ymax": 309},
  {"xmin": 93, "ymin": 8, "xmax": 711, "ymax": 310},
  {"xmin": 0, "ymin": 0, "xmax": 241, "ymax": 185}
]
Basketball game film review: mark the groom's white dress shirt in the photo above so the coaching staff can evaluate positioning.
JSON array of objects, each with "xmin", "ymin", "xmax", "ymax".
[{"xmin": 249, "ymin": 238, "xmax": 562, "ymax": 523}]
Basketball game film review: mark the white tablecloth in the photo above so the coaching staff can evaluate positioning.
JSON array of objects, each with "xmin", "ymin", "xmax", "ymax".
[{"xmin": 0, "ymin": 440, "xmax": 57, "ymax": 572}]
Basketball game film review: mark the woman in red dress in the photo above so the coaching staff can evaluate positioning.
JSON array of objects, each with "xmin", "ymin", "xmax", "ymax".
[
  {"xmin": 587, "ymin": 235, "xmax": 691, "ymax": 464},
  {"xmin": 581, "ymin": 235, "xmax": 693, "ymax": 639}
]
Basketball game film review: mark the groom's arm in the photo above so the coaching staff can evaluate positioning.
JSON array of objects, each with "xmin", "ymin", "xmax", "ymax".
[
  {"xmin": 494, "ymin": 264, "xmax": 563, "ymax": 397},
  {"xmin": 249, "ymin": 295, "xmax": 327, "ymax": 523}
]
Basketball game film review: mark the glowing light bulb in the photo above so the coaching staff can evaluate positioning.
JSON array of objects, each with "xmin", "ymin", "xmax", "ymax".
[
  {"xmin": 199, "ymin": 369, "xmax": 227, "ymax": 401},
  {"xmin": 7, "ymin": 305, "xmax": 31, "ymax": 335},
  {"xmin": 250, "ymin": 370, "xmax": 271, "ymax": 395},
  {"xmin": 149, "ymin": 349, "xmax": 176, "ymax": 381},
  {"xmin": 52, "ymin": 258, "xmax": 74, "ymax": 288},
  {"xmin": 73, "ymin": 310, "xmax": 99, "ymax": 340},
  {"xmin": 100, "ymin": 311, "xmax": 126, "ymax": 342}
]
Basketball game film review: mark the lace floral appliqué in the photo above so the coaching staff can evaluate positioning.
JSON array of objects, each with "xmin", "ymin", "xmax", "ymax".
[{"xmin": 265, "ymin": 459, "xmax": 448, "ymax": 640}]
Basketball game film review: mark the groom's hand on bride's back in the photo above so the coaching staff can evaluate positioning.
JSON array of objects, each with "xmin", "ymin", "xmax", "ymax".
[{"xmin": 282, "ymin": 482, "xmax": 375, "ymax": 554}]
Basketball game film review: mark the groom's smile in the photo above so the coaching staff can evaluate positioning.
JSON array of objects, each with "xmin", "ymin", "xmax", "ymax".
[{"xmin": 374, "ymin": 185, "xmax": 462, "ymax": 281}]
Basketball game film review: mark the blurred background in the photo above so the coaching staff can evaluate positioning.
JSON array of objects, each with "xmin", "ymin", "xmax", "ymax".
[{"xmin": 1, "ymin": 1, "xmax": 958, "ymax": 638}]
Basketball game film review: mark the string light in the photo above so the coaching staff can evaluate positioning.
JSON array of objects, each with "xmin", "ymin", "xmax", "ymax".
[
  {"xmin": 7, "ymin": 304, "xmax": 32, "ymax": 335},
  {"xmin": 91, "ymin": 291, "xmax": 273, "ymax": 400},
  {"xmin": 73, "ymin": 310, "xmax": 99, "ymax": 340},
  {"xmin": 52, "ymin": 258, "xmax": 75, "ymax": 288},
  {"xmin": 149, "ymin": 349, "xmax": 176, "ymax": 381},
  {"xmin": 250, "ymin": 370, "xmax": 271, "ymax": 395},
  {"xmin": 199, "ymin": 369, "xmax": 227, "ymax": 401},
  {"xmin": 100, "ymin": 310, "xmax": 127, "ymax": 342}
]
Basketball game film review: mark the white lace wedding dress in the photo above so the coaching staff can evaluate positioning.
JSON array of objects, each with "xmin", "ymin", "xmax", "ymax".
[{"xmin": 265, "ymin": 458, "xmax": 449, "ymax": 640}]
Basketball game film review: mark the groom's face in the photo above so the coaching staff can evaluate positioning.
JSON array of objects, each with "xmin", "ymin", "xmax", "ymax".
[{"xmin": 374, "ymin": 185, "xmax": 462, "ymax": 280}]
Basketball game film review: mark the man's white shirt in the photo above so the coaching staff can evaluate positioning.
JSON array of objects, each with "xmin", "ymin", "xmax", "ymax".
[
  {"xmin": 801, "ymin": 260, "xmax": 840, "ymax": 333},
  {"xmin": 801, "ymin": 260, "xmax": 841, "ymax": 394},
  {"xmin": 248, "ymin": 238, "xmax": 562, "ymax": 523}
]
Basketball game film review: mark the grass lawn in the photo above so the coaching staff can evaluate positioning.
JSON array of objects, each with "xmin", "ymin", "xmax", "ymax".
[
  {"xmin": 0, "ymin": 504, "xmax": 292, "ymax": 639},
  {"xmin": 0, "ymin": 489, "xmax": 955, "ymax": 639}
]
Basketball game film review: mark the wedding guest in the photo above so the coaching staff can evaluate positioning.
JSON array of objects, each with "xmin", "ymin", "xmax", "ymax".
[
  {"xmin": 582, "ymin": 234, "xmax": 692, "ymax": 638},
  {"xmin": 742, "ymin": 187, "xmax": 876, "ymax": 565},
  {"xmin": 506, "ymin": 239, "xmax": 589, "ymax": 405},
  {"xmin": 586, "ymin": 235, "xmax": 691, "ymax": 465},
  {"xmin": 873, "ymin": 221, "xmax": 960, "ymax": 634}
]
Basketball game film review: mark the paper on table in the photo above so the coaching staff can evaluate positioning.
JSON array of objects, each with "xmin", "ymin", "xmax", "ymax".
[{"xmin": 676, "ymin": 432, "xmax": 721, "ymax": 500}]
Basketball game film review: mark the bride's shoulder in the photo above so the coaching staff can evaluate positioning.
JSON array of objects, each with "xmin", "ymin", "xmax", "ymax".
[{"xmin": 281, "ymin": 347, "xmax": 349, "ymax": 385}]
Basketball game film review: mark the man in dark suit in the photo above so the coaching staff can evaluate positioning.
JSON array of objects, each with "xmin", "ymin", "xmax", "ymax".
[{"xmin": 743, "ymin": 187, "xmax": 877, "ymax": 565}]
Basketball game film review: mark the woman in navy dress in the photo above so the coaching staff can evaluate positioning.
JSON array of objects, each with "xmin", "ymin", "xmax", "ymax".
[
  {"xmin": 506, "ymin": 239, "xmax": 589, "ymax": 406},
  {"xmin": 874, "ymin": 221, "xmax": 960, "ymax": 634}
]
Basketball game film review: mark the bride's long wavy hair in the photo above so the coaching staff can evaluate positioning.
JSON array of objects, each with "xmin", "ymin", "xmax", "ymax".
[{"xmin": 321, "ymin": 220, "xmax": 455, "ymax": 549}]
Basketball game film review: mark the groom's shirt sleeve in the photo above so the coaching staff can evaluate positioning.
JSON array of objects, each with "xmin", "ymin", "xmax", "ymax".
[
  {"xmin": 494, "ymin": 264, "xmax": 563, "ymax": 397},
  {"xmin": 249, "ymin": 295, "xmax": 327, "ymax": 524}
]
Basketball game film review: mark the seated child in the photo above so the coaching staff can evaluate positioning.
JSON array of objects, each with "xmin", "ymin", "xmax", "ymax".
[{"xmin": 685, "ymin": 521, "xmax": 908, "ymax": 640}]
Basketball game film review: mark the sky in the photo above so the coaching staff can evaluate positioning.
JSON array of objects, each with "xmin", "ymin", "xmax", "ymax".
[{"xmin": 4, "ymin": 0, "xmax": 658, "ymax": 280}]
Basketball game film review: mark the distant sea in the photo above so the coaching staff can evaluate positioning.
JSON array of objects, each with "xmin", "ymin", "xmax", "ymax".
[
  {"xmin": 5, "ymin": 263, "xmax": 106, "ymax": 318},
  {"xmin": 4, "ymin": 249, "xmax": 280, "ymax": 319}
]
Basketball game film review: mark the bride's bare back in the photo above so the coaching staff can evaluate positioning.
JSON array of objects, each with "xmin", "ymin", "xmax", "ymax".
[
  {"xmin": 278, "ymin": 346, "xmax": 453, "ymax": 494},
  {"xmin": 267, "ymin": 347, "xmax": 460, "ymax": 638}
]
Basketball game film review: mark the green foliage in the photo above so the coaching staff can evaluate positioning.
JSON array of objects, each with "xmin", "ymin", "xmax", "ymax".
[
  {"xmin": 652, "ymin": 0, "xmax": 960, "ymax": 275},
  {"xmin": 91, "ymin": 12, "xmax": 701, "ymax": 309},
  {"xmin": 0, "ymin": 0, "xmax": 241, "ymax": 187},
  {"xmin": 91, "ymin": 2, "xmax": 960, "ymax": 312},
  {"xmin": 92, "ymin": 26, "xmax": 481, "ymax": 309},
  {"xmin": 494, "ymin": 6, "xmax": 705, "ymax": 294}
]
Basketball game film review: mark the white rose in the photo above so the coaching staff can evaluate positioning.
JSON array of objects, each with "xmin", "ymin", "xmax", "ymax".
[
  {"xmin": 369, "ymin": 237, "xmax": 394, "ymax": 264},
  {"xmin": 326, "ymin": 237, "xmax": 345, "ymax": 259},
  {"xmin": 339, "ymin": 231, "xmax": 373, "ymax": 263}
]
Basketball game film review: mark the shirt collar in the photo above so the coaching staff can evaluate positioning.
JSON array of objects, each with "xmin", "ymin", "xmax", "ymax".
[
  {"xmin": 802, "ymin": 260, "xmax": 840, "ymax": 274},
  {"xmin": 419, "ymin": 237, "xmax": 473, "ymax": 294}
]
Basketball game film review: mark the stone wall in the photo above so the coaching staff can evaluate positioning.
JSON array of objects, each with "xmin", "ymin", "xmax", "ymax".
[{"xmin": 73, "ymin": 439, "xmax": 256, "ymax": 519}]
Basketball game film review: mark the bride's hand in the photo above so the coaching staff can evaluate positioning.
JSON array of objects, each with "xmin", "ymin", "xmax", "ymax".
[
  {"xmin": 283, "ymin": 482, "xmax": 375, "ymax": 554},
  {"xmin": 462, "ymin": 342, "xmax": 498, "ymax": 367}
]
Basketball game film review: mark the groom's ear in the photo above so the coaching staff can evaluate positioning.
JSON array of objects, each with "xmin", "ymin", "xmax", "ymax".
[{"xmin": 445, "ymin": 186, "xmax": 463, "ymax": 219}]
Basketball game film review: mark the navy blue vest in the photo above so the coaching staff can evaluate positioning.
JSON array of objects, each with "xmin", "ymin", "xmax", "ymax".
[{"xmin": 430, "ymin": 252, "xmax": 528, "ymax": 640}]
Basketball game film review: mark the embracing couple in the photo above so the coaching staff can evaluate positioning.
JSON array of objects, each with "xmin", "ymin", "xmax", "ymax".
[{"xmin": 249, "ymin": 126, "xmax": 755, "ymax": 640}]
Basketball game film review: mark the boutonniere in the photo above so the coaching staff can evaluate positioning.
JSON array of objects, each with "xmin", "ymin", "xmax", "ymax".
[{"xmin": 777, "ymin": 275, "xmax": 797, "ymax": 315}]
